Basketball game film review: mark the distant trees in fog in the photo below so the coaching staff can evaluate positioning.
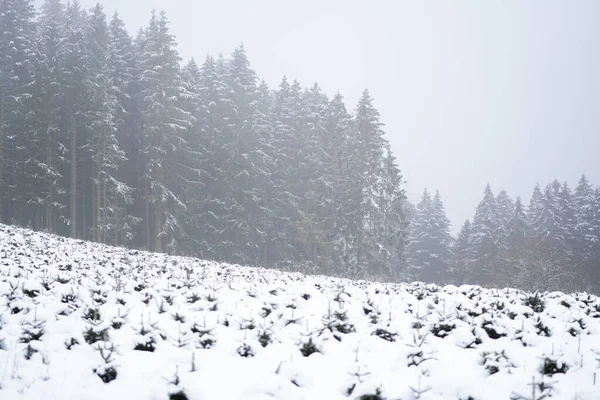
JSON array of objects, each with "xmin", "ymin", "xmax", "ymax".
[
  {"xmin": 409, "ymin": 177, "xmax": 600, "ymax": 292},
  {"xmin": 1, "ymin": 0, "xmax": 598, "ymax": 292}
]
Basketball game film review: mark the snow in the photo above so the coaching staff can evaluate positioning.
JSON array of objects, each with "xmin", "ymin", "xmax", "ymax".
[{"xmin": 0, "ymin": 224, "xmax": 599, "ymax": 399}]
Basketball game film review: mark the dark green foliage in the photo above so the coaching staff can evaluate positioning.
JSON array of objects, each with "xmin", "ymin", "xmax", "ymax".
[
  {"xmin": 524, "ymin": 294, "xmax": 546, "ymax": 313},
  {"xmin": 23, "ymin": 288, "xmax": 39, "ymax": 298},
  {"xmin": 241, "ymin": 319, "xmax": 256, "ymax": 331},
  {"xmin": 62, "ymin": 293, "xmax": 77, "ymax": 303},
  {"xmin": 83, "ymin": 308, "xmax": 101, "ymax": 322},
  {"xmin": 359, "ymin": 388, "xmax": 385, "ymax": 400},
  {"xmin": 412, "ymin": 321, "xmax": 424, "ymax": 330},
  {"xmin": 373, "ymin": 328, "xmax": 397, "ymax": 342},
  {"xmin": 431, "ymin": 323, "xmax": 455, "ymax": 338},
  {"xmin": 191, "ymin": 323, "xmax": 216, "ymax": 349},
  {"xmin": 20, "ymin": 320, "xmax": 45, "ymax": 343},
  {"xmin": 187, "ymin": 293, "xmax": 201, "ymax": 304},
  {"xmin": 237, "ymin": 343, "xmax": 255, "ymax": 358},
  {"xmin": 55, "ymin": 276, "xmax": 71, "ymax": 284},
  {"xmin": 259, "ymin": 331, "xmax": 271, "ymax": 348},
  {"xmin": 481, "ymin": 322, "xmax": 506, "ymax": 340},
  {"xmin": 260, "ymin": 307, "xmax": 272, "ymax": 318},
  {"xmin": 134, "ymin": 339, "xmax": 156, "ymax": 352},
  {"xmin": 169, "ymin": 392, "xmax": 188, "ymax": 400},
  {"xmin": 322, "ymin": 310, "xmax": 355, "ymax": 334},
  {"xmin": 172, "ymin": 312, "xmax": 185, "ymax": 323},
  {"xmin": 96, "ymin": 366, "xmax": 117, "ymax": 383},
  {"xmin": 84, "ymin": 327, "xmax": 109, "ymax": 344},
  {"xmin": 300, "ymin": 338, "xmax": 320, "ymax": 357},
  {"xmin": 198, "ymin": 337, "xmax": 215, "ymax": 349},
  {"xmin": 481, "ymin": 350, "xmax": 514, "ymax": 375},
  {"xmin": 65, "ymin": 337, "xmax": 79, "ymax": 350},
  {"xmin": 534, "ymin": 318, "xmax": 551, "ymax": 337},
  {"xmin": 540, "ymin": 358, "xmax": 569, "ymax": 376},
  {"xmin": 347, "ymin": 383, "xmax": 356, "ymax": 396},
  {"xmin": 24, "ymin": 344, "xmax": 37, "ymax": 360}
]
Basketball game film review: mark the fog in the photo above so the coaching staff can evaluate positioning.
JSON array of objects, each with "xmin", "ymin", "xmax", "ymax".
[{"xmin": 38, "ymin": 0, "xmax": 600, "ymax": 230}]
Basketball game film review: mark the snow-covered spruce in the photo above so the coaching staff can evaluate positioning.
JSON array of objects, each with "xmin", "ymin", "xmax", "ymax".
[{"xmin": 0, "ymin": 224, "xmax": 599, "ymax": 399}]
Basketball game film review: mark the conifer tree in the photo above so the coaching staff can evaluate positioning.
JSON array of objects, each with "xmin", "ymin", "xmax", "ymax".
[
  {"xmin": 351, "ymin": 89, "xmax": 387, "ymax": 277},
  {"xmin": 250, "ymin": 80, "xmax": 276, "ymax": 266},
  {"xmin": 61, "ymin": 0, "xmax": 89, "ymax": 238},
  {"xmin": 326, "ymin": 92, "xmax": 355, "ymax": 275},
  {"xmin": 452, "ymin": 219, "xmax": 475, "ymax": 284},
  {"xmin": 86, "ymin": 4, "xmax": 133, "ymax": 244},
  {"xmin": 470, "ymin": 184, "xmax": 501, "ymax": 283},
  {"xmin": 406, "ymin": 190, "xmax": 451, "ymax": 282},
  {"xmin": 531, "ymin": 184, "xmax": 568, "ymax": 245},
  {"xmin": 33, "ymin": 0, "xmax": 68, "ymax": 232},
  {"xmin": 108, "ymin": 11, "xmax": 140, "ymax": 245},
  {"xmin": 527, "ymin": 184, "xmax": 544, "ymax": 232},
  {"xmin": 505, "ymin": 197, "xmax": 529, "ymax": 246},
  {"xmin": 574, "ymin": 175, "xmax": 596, "ymax": 256},
  {"xmin": 557, "ymin": 182, "xmax": 577, "ymax": 248},
  {"xmin": 373, "ymin": 148, "xmax": 408, "ymax": 279},
  {"xmin": 0, "ymin": 0, "xmax": 37, "ymax": 225},
  {"xmin": 496, "ymin": 190, "xmax": 514, "ymax": 227},
  {"xmin": 137, "ymin": 11, "xmax": 193, "ymax": 252},
  {"xmin": 222, "ymin": 45, "xmax": 260, "ymax": 265}
]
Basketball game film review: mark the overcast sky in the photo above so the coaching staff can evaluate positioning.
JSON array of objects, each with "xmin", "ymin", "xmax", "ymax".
[{"xmin": 41, "ymin": 0, "xmax": 600, "ymax": 232}]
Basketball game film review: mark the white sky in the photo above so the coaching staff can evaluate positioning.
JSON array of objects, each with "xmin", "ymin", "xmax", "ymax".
[{"xmin": 41, "ymin": 0, "xmax": 600, "ymax": 232}]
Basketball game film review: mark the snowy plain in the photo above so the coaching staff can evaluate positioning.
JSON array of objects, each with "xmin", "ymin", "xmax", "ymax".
[{"xmin": 0, "ymin": 224, "xmax": 599, "ymax": 399}]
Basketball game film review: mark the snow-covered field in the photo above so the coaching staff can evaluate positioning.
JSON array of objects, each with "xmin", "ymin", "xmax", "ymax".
[{"xmin": 0, "ymin": 225, "xmax": 599, "ymax": 399}]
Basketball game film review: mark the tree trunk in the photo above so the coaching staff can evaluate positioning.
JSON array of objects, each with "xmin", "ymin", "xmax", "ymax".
[
  {"xmin": 154, "ymin": 199, "xmax": 161, "ymax": 252},
  {"xmin": 82, "ymin": 164, "xmax": 87, "ymax": 240},
  {"xmin": 115, "ymin": 196, "xmax": 119, "ymax": 246},
  {"xmin": 92, "ymin": 166, "xmax": 97, "ymax": 242},
  {"xmin": 46, "ymin": 120, "xmax": 52, "ymax": 232},
  {"xmin": 69, "ymin": 116, "xmax": 77, "ymax": 238},
  {"xmin": 145, "ymin": 180, "xmax": 150, "ymax": 251},
  {"xmin": 0, "ymin": 93, "xmax": 4, "ymax": 224},
  {"xmin": 102, "ymin": 135, "xmax": 107, "ymax": 244}
]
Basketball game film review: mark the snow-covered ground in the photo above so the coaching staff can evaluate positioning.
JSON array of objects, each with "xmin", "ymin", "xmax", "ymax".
[{"xmin": 0, "ymin": 224, "xmax": 599, "ymax": 399}]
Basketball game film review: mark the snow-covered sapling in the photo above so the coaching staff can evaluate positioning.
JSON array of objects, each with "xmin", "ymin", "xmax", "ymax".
[
  {"xmin": 93, "ymin": 342, "xmax": 118, "ymax": 384},
  {"xmin": 83, "ymin": 308, "xmax": 109, "ymax": 344},
  {"xmin": 408, "ymin": 374, "xmax": 431, "ymax": 399},
  {"xmin": 168, "ymin": 366, "xmax": 189, "ymax": 400},
  {"xmin": 524, "ymin": 293, "xmax": 545, "ymax": 313},
  {"xmin": 481, "ymin": 350, "xmax": 515, "ymax": 375},
  {"xmin": 510, "ymin": 376, "xmax": 555, "ymax": 400},
  {"xmin": 539, "ymin": 356, "xmax": 569, "ymax": 376},
  {"xmin": 237, "ymin": 343, "xmax": 255, "ymax": 358}
]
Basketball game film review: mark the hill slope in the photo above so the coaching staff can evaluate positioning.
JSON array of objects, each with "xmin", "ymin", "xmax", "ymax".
[{"xmin": 0, "ymin": 224, "xmax": 599, "ymax": 399}]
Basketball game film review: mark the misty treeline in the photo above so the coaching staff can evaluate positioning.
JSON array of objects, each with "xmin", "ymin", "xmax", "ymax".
[
  {"xmin": 0, "ymin": 0, "xmax": 407, "ymax": 278},
  {"xmin": 1, "ymin": 1, "xmax": 598, "ymax": 292},
  {"xmin": 408, "ymin": 179, "xmax": 600, "ymax": 293}
]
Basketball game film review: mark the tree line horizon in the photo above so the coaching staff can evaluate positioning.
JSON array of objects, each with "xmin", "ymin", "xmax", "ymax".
[{"xmin": 1, "ymin": 0, "xmax": 598, "ymax": 292}]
